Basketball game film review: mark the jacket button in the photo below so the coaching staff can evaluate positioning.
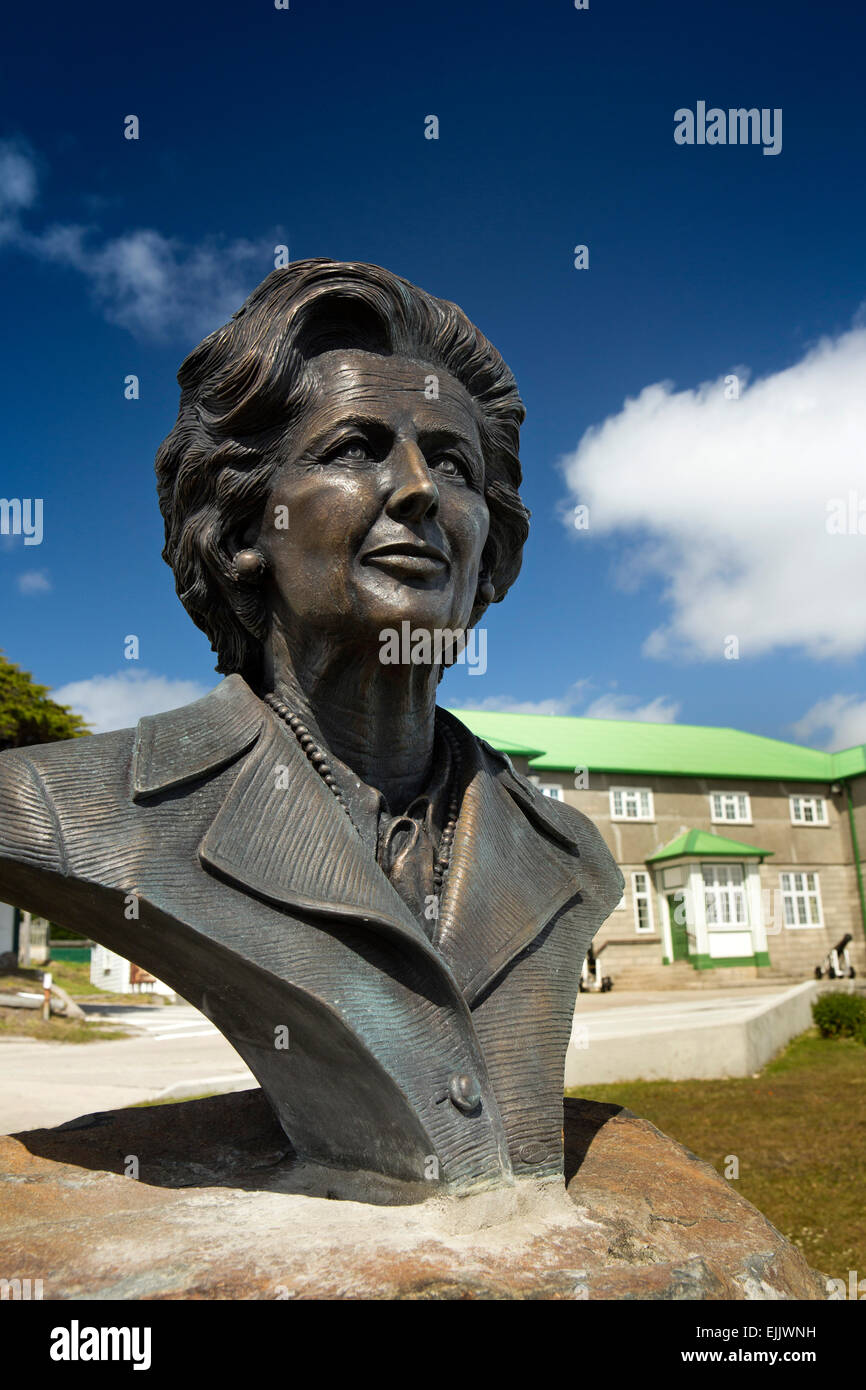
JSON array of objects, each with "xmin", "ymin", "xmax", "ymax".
[{"xmin": 449, "ymin": 1072, "xmax": 481, "ymax": 1113}]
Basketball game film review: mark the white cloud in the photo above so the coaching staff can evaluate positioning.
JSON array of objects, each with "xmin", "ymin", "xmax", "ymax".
[
  {"xmin": 26, "ymin": 224, "xmax": 264, "ymax": 340},
  {"xmin": 17, "ymin": 570, "xmax": 51, "ymax": 594},
  {"xmin": 561, "ymin": 319, "xmax": 866, "ymax": 661},
  {"xmin": 0, "ymin": 141, "xmax": 38, "ymax": 239},
  {"xmin": 0, "ymin": 141, "xmax": 272, "ymax": 340},
  {"xmin": 467, "ymin": 680, "xmax": 589, "ymax": 715},
  {"xmin": 468, "ymin": 694, "xmax": 580, "ymax": 715},
  {"xmin": 462, "ymin": 681, "xmax": 679, "ymax": 721},
  {"xmin": 582, "ymin": 693, "xmax": 680, "ymax": 723},
  {"xmin": 52, "ymin": 670, "xmax": 211, "ymax": 733},
  {"xmin": 790, "ymin": 694, "xmax": 866, "ymax": 752}
]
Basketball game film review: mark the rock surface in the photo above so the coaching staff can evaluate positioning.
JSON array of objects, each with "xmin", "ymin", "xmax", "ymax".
[{"xmin": 0, "ymin": 1090, "xmax": 827, "ymax": 1300}]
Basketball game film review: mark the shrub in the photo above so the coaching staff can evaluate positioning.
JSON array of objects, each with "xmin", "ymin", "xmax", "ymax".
[{"xmin": 812, "ymin": 992, "xmax": 866, "ymax": 1042}]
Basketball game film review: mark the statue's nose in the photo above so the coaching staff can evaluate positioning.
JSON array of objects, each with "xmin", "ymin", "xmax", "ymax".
[{"xmin": 384, "ymin": 442, "xmax": 440, "ymax": 523}]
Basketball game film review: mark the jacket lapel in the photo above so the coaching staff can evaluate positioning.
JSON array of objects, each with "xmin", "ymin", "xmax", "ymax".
[
  {"xmin": 198, "ymin": 708, "xmax": 438, "ymax": 955},
  {"xmin": 433, "ymin": 720, "xmax": 584, "ymax": 1006}
]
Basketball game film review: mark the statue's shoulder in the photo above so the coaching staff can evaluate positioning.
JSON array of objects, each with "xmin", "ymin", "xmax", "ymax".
[
  {"xmin": 0, "ymin": 725, "xmax": 135, "ymax": 788},
  {"xmin": 0, "ymin": 675, "xmax": 261, "ymax": 815},
  {"xmin": 0, "ymin": 721, "xmax": 134, "ymax": 807},
  {"xmin": 0, "ymin": 676, "xmax": 263, "ymax": 868},
  {"xmin": 0, "ymin": 727, "xmax": 135, "ymax": 873}
]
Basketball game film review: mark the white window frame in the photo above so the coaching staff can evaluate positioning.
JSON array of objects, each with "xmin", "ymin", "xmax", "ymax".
[
  {"xmin": 632, "ymin": 871, "xmax": 655, "ymax": 933},
  {"xmin": 702, "ymin": 862, "xmax": 748, "ymax": 926},
  {"xmin": 709, "ymin": 791, "xmax": 752, "ymax": 825},
  {"xmin": 609, "ymin": 787, "xmax": 654, "ymax": 822},
  {"xmin": 779, "ymin": 871, "xmax": 823, "ymax": 928},
  {"xmin": 789, "ymin": 795, "xmax": 828, "ymax": 826},
  {"xmin": 536, "ymin": 783, "xmax": 564, "ymax": 801}
]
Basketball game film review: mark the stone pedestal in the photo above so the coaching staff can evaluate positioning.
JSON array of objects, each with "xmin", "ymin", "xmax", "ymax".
[{"xmin": 0, "ymin": 1091, "xmax": 826, "ymax": 1300}]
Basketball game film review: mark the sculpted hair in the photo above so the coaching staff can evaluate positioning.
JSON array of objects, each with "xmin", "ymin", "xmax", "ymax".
[{"xmin": 155, "ymin": 258, "xmax": 530, "ymax": 682}]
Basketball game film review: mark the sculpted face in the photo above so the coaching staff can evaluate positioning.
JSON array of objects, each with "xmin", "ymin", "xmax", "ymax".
[{"xmin": 254, "ymin": 350, "xmax": 490, "ymax": 646}]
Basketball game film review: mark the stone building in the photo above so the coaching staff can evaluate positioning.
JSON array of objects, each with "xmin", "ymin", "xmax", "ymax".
[{"xmin": 452, "ymin": 708, "xmax": 866, "ymax": 989}]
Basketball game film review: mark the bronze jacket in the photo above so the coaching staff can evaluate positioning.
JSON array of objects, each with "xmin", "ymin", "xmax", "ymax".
[{"xmin": 0, "ymin": 676, "xmax": 623, "ymax": 1191}]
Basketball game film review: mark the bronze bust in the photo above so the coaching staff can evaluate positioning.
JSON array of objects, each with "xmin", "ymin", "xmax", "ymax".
[{"xmin": 0, "ymin": 260, "xmax": 623, "ymax": 1193}]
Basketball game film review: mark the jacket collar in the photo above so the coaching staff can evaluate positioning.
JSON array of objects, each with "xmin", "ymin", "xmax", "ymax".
[
  {"xmin": 132, "ymin": 674, "xmax": 265, "ymax": 798},
  {"xmin": 131, "ymin": 677, "xmax": 583, "ymax": 1004}
]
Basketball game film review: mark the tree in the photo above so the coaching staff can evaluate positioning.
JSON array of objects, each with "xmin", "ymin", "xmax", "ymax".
[{"xmin": 0, "ymin": 651, "xmax": 90, "ymax": 750}]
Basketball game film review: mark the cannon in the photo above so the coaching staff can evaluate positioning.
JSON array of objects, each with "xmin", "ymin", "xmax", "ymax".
[{"xmin": 815, "ymin": 933, "xmax": 856, "ymax": 980}]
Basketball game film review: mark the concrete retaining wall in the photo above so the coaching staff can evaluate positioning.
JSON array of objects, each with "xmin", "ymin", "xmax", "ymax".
[{"xmin": 565, "ymin": 981, "xmax": 839, "ymax": 1086}]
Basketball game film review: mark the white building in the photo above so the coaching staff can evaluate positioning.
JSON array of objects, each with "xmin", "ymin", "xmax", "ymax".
[{"xmin": 89, "ymin": 944, "xmax": 175, "ymax": 997}]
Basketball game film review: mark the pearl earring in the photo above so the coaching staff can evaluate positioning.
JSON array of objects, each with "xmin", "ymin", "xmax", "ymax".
[{"xmin": 232, "ymin": 549, "xmax": 267, "ymax": 582}]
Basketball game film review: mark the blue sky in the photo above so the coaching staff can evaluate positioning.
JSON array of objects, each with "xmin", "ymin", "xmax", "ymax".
[{"xmin": 1, "ymin": 0, "xmax": 865, "ymax": 749}]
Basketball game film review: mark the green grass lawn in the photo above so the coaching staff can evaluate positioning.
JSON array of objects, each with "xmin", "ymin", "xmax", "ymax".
[
  {"xmin": 47, "ymin": 958, "xmax": 165, "ymax": 1001},
  {"xmin": 42, "ymin": 959, "xmax": 108, "ymax": 997},
  {"xmin": 0, "ymin": 963, "xmax": 141, "ymax": 1041},
  {"xmin": 567, "ymin": 1029, "xmax": 866, "ymax": 1279},
  {"xmin": 1, "ymin": 959, "xmax": 166, "ymax": 1005}
]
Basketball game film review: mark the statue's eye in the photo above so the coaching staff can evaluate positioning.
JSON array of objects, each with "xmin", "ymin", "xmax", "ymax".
[
  {"xmin": 340, "ymin": 438, "xmax": 372, "ymax": 460},
  {"xmin": 432, "ymin": 454, "xmax": 465, "ymax": 478},
  {"xmin": 326, "ymin": 437, "xmax": 374, "ymax": 464}
]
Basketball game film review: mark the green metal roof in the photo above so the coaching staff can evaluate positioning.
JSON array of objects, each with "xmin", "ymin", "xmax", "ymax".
[
  {"xmin": 646, "ymin": 829, "xmax": 773, "ymax": 863},
  {"xmin": 448, "ymin": 708, "xmax": 866, "ymax": 783},
  {"xmin": 832, "ymin": 745, "xmax": 866, "ymax": 780},
  {"xmin": 475, "ymin": 736, "xmax": 546, "ymax": 759}
]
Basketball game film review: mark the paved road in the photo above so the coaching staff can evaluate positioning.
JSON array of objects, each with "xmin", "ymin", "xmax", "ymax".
[
  {"xmin": 0, "ymin": 984, "xmax": 801, "ymax": 1134},
  {"xmin": 82, "ymin": 1002, "xmax": 220, "ymax": 1042},
  {"xmin": 0, "ymin": 1003, "xmax": 255, "ymax": 1134}
]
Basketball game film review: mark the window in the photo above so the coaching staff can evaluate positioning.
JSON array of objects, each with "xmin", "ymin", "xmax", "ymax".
[
  {"xmin": 710, "ymin": 792, "xmax": 751, "ymax": 824},
  {"xmin": 632, "ymin": 871, "xmax": 654, "ymax": 932},
  {"xmin": 780, "ymin": 872, "xmax": 823, "ymax": 927},
  {"xmin": 790, "ymin": 796, "xmax": 827, "ymax": 826},
  {"xmin": 537, "ymin": 784, "xmax": 564, "ymax": 801},
  {"xmin": 702, "ymin": 863, "xmax": 748, "ymax": 925},
  {"xmin": 610, "ymin": 787, "xmax": 654, "ymax": 821}
]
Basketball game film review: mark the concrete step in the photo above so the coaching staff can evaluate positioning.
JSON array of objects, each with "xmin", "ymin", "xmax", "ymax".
[
  {"xmin": 608, "ymin": 966, "xmax": 765, "ymax": 991},
  {"xmin": 609, "ymin": 975, "xmax": 810, "ymax": 993}
]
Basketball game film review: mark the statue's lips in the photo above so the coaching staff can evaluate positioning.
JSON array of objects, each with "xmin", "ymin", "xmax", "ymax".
[{"xmin": 361, "ymin": 543, "xmax": 449, "ymax": 577}]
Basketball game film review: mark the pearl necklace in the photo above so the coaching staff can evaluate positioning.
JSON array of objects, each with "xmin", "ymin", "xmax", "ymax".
[{"xmin": 263, "ymin": 693, "xmax": 461, "ymax": 896}]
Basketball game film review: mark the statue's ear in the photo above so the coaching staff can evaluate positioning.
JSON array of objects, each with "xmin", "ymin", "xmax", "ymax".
[
  {"xmin": 222, "ymin": 517, "xmax": 265, "ymax": 575},
  {"xmin": 228, "ymin": 518, "xmax": 261, "ymax": 552}
]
